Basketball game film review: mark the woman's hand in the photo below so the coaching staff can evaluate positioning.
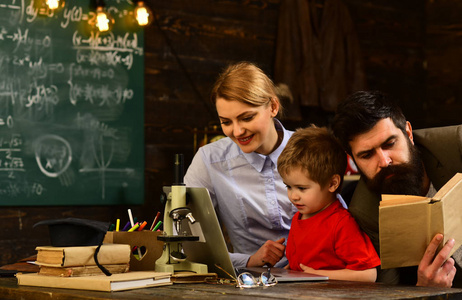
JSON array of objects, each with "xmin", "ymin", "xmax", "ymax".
[{"xmin": 247, "ymin": 238, "xmax": 286, "ymax": 267}]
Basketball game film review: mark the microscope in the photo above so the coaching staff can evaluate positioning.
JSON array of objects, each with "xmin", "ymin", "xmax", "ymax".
[{"xmin": 155, "ymin": 154, "xmax": 208, "ymax": 274}]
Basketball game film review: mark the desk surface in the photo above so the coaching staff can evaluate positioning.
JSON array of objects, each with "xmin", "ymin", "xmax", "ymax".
[{"xmin": 2, "ymin": 277, "xmax": 462, "ymax": 299}]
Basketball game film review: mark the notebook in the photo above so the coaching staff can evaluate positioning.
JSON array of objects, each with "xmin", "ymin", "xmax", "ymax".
[{"xmin": 175, "ymin": 186, "xmax": 328, "ymax": 282}]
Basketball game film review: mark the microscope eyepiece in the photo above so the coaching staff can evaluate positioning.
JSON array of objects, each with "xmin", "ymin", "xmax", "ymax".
[{"xmin": 173, "ymin": 153, "xmax": 185, "ymax": 185}]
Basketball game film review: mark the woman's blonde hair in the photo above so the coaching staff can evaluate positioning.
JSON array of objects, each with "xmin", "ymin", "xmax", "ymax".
[{"xmin": 210, "ymin": 62, "xmax": 283, "ymax": 116}]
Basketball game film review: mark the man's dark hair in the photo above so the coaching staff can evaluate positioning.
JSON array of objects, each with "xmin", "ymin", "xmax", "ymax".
[{"xmin": 331, "ymin": 90, "xmax": 407, "ymax": 155}]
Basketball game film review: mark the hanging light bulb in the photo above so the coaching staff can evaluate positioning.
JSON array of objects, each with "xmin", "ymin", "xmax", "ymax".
[
  {"xmin": 95, "ymin": 5, "xmax": 114, "ymax": 32},
  {"xmin": 45, "ymin": 0, "xmax": 64, "ymax": 10},
  {"xmin": 134, "ymin": 1, "xmax": 153, "ymax": 26}
]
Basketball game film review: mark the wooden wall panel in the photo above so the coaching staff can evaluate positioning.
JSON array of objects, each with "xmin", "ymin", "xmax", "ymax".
[
  {"xmin": 426, "ymin": 0, "xmax": 462, "ymax": 127},
  {"xmin": 346, "ymin": 0, "xmax": 427, "ymax": 127}
]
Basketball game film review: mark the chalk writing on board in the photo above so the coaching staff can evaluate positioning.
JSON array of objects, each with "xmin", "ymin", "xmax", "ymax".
[
  {"xmin": 76, "ymin": 112, "xmax": 135, "ymax": 200},
  {"xmin": 0, "ymin": 0, "xmax": 144, "ymax": 205},
  {"xmin": 78, "ymin": 134, "xmax": 136, "ymax": 199},
  {"xmin": 0, "ymin": 132, "xmax": 24, "ymax": 173},
  {"xmin": 34, "ymin": 134, "xmax": 72, "ymax": 178}
]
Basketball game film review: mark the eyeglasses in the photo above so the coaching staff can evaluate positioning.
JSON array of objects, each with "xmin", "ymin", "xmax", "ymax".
[
  {"xmin": 211, "ymin": 264, "xmax": 278, "ymax": 288},
  {"xmin": 237, "ymin": 268, "xmax": 277, "ymax": 288}
]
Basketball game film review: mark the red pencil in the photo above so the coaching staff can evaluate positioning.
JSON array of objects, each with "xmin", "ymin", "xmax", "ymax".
[{"xmin": 150, "ymin": 212, "xmax": 161, "ymax": 231}]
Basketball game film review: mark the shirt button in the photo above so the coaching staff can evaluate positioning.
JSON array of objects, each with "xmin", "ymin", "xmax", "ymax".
[{"xmin": 271, "ymin": 201, "xmax": 275, "ymax": 205}]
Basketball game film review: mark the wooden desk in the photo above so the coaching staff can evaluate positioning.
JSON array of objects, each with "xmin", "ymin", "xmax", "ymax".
[{"xmin": 1, "ymin": 277, "xmax": 462, "ymax": 299}]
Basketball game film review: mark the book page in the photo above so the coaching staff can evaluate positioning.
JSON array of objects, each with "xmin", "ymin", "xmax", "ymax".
[
  {"xmin": 433, "ymin": 173, "xmax": 462, "ymax": 201},
  {"xmin": 380, "ymin": 194, "xmax": 431, "ymax": 207}
]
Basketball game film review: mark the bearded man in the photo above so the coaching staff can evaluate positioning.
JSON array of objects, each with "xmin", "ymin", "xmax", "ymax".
[{"xmin": 332, "ymin": 90, "xmax": 462, "ymax": 288}]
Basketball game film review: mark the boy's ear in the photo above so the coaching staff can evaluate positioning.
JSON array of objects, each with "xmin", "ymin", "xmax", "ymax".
[{"xmin": 328, "ymin": 174, "xmax": 341, "ymax": 193}]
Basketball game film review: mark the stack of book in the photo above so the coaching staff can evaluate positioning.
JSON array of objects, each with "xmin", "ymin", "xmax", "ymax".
[
  {"xmin": 17, "ymin": 243, "xmax": 172, "ymax": 292},
  {"xmin": 34, "ymin": 243, "xmax": 131, "ymax": 277}
]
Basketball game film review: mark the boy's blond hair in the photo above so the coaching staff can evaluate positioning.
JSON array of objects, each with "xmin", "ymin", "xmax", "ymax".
[{"xmin": 277, "ymin": 125, "xmax": 347, "ymax": 192}]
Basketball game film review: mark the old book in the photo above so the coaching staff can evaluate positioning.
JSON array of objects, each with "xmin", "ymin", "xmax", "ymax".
[
  {"xmin": 379, "ymin": 173, "xmax": 462, "ymax": 269},
  {"xmin": 35, "ymin": 244, "xmax": 130, "ymax": 267},
  {"xmin": 38, "ymin": 263, "xmax": 129, "ymax": 277},
  {"xmin": 17, "ymin": 271, "xmax": 172, "ymax": 292}
]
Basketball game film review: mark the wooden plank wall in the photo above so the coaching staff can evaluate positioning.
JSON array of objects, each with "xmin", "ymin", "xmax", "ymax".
[
  {"xmin": 1, "ymin": 0, "xmax": 460, "ymax": 266},
  {"xmin": 347, "ymin": 0, "xmax": 427, "ymax": 127},
  {"xmin": 426, "ymin": 0, "xmax": 462, "ymax": 127}
]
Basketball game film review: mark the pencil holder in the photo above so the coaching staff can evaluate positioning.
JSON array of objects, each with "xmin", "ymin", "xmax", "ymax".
[{"xmin": 104, "ymin": 231, "xmax": 163, "ymax": 271}]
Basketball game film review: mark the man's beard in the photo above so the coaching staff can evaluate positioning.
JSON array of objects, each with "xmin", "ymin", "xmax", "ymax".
[{"xmin": 363, "ymin": 141, "xmax": 426, "ymax": 196}]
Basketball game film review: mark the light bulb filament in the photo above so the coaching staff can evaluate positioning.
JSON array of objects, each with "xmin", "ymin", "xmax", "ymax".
[
  {"xmin": 46, "ymin": 0, "xmax": 60, "ymax": 10},
  {"xmin": 134, "ymin": 1, "xmax": 152, "ymax": 26},
  {"xmin": 95, "ymin": 7, "xmax": 112, "ymax": 32},
  {"xmin": 136, "ymin": 7, "xmax": 149, "ymax": 26}
]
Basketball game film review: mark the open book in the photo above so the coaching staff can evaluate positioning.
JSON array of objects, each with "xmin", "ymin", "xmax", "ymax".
[{"xmin": 379, "ymin": 173, "xmax": 462, "ymax": 269}]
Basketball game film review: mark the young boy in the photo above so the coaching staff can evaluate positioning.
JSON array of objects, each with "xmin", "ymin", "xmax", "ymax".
[{"xmin": 277, "ymin": 126, "xmax": 380, "ymax": 282}]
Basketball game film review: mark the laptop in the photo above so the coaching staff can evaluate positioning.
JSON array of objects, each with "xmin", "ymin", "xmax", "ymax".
[{"xmin": 173, "ymin": 186, "xmax": 328, "ymax": 282}]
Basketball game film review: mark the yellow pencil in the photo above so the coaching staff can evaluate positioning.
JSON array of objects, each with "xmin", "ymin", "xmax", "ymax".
[
  {"xmin": 128, "ymin": 223, "xmax": 140, "ymax": 232},
  {"xmin": 116, "ymin": 219, "xmax": 120, "ymax": 231}
]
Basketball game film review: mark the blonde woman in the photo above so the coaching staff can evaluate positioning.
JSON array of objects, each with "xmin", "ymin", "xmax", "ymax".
[{"xmin": 185, "ymin": 62, "xmax": 297, "ymax": 269}]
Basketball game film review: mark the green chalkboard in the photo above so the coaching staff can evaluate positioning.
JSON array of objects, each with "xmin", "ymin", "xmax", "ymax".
[{"xmin": 0, "ymin": 0, "xmax": 144, "ymax": 205}]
